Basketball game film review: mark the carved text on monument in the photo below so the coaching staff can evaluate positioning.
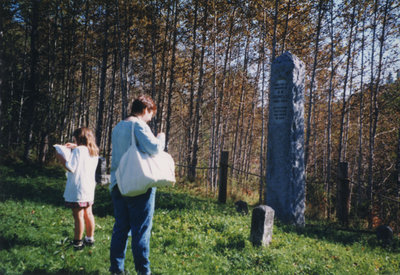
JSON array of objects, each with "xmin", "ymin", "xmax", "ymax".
[{"xmin": 271, "ymin": 80, "xmax": 289, "ymax": 122}]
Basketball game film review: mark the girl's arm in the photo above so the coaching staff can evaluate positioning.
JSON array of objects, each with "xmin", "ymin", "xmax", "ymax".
[
  {"xmin": 64, "ymin": 148, "xmax": 80, "ymax": 173},
  {"xmin": 55, "ymin": 152, "xmax": 72, "ymax": 172}
]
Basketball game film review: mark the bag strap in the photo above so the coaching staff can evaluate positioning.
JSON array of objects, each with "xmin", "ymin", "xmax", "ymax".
[{"xmin": 130, "ymin": 119, "xmax": 137, "ymax": 148}]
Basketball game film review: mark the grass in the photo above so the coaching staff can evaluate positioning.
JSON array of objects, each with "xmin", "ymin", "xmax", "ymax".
[{"xmin": 0, "ymin": 162, "xmax": 399, "ymax": 274}]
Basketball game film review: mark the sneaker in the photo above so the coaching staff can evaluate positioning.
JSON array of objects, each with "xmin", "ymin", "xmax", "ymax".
[
  {"xmin": 72, "ymin": 239, "xmax": 84, "ymax": 250},
  {"xmin": 110, "ymin": 270, "xmax": 126, "ymax": 275},
  {"xmin": 84, "ymin": 237, "xmax": 95, "ymax": 246}
]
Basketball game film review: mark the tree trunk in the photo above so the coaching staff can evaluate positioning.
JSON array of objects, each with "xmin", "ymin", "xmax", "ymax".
[
  {"xmin": 115, "ymin": 0, "xmax": 128, "ymax": 119},
  {"xmin": 186, "ymin": 0, "xmax": 199, "ymax": 181},
  {"xmin": 367, "ymin": 0, "xmax": 389, "ymax": 228},
  {"xmin": 232, "ymin": 36, "xmax": 249, "ymax": 178},
  {"xmin": 16, "ymin": 25, "xmax": 29, "ymax": 145},
  {"xmin": 107, "ymin": 49, "xmax": 117, "ymax": 167},
  {"xmin": 156, "ymin": 0, "xmax": 172, "ymax": 133},
  {"xmin": 396, "ymin": 127, "xmax": 400, "ymax": 234},
  {"xmin": 0, "ymin": 5, "xmax": 3, "ymax": 132},
  {"xmin": 165, "ymin": 0, "xmax": 179, "ymax": 151},
  {"xmin": 271, "ymin": 0, "xmax": 279, "ymax": 63},
  {"xmin": 280, "ymin": 0, "xmax": 291, "ymax": 54},
  {"xmin": 79, "ymin": 0, "xmax": 89, "ymax": 128},
  {"xmin": 190, "ymin": 2, "xmax": 208, "ymax": 179},
  {"xmin": 356, "ymin": 14, "xmax": 366, "ymax": 215},
  {"xmin": 96, "ymin": 6, "xmax": 109, "ymax": 147},
  {"xmin": 325, "ymin": 0, "xmax": 335, "ymax": 219},
  {"xmin": 244, "ymin": 59, "xmax": 261, "ymax": 181},
  {"xmin": 259, "ymin": 7, "xmax": 267, "ymax": 204},
  {"xmin": 336, "ymin": 1, "xmax": 356, "ymax": 221},
  {"xmin": 150, "ymin": 0, "xmax": 159, "ymax": 102},
  {"xmin": 337, "ymin": 1, "xmax": 356, "ymax": 162},
  {"xmin": 209, "ymin": 0, "xmax": 218, "ymax": 190},
  {"xmin": 305, "ymin": 0, "xmax": 325, "ymax": 171},
  {"xmin": 213, "ymin": 6, "xmax": 236, "ymax": 189},
  {"xmin": 23, "ymin": 0, "xmax": 40, "ymax": 161}
]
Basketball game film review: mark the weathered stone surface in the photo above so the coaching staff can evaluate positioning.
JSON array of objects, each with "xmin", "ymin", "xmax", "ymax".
[
  {"xmin": 250, "ymin": 205, "xmax": 275, "ymax": 247},
  {"xmin": 265, "ymin": 51, "xmax": 305, "ymax": 226}
]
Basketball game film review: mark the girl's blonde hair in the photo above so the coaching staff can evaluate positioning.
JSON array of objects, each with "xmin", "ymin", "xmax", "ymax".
[{"xmin": 73, "ymin": 128, "xmax": 99, "ymax": 157}]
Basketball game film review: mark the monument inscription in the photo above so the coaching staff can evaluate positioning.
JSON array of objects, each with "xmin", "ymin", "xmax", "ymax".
[{"xmin": 271, "ymin": 80, "xmax": 289, "ymax": 122}]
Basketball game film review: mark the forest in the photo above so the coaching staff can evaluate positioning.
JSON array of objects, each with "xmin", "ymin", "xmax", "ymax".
[{"xmin": 0, "ymin": 0, "xmax": 399, "ymax": 230}]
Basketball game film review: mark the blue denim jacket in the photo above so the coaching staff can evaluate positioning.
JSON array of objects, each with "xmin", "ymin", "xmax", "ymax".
[{"xmin": 109, "ymin": 118, "xmax": 165, "ymax": 191}]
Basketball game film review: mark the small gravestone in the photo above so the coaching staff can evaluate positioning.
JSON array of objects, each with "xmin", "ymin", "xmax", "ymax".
[
  {"xmin": 235, "ymin": 200, "xmax": 248, "ymax": 215},
  {"xmin": 250, "ymin": 205, "xmax": 274, "ymax": 247},
  {"xmin": 265, "ymin": 51, "xmax": 305, "ymax": 226},
  {"xmin": 376, "ymin": 225, "xmax": 393, "ymax": 246},
  {"xmin": 96, "ymin": 156, "xmax": 109, "ymax": 185}
]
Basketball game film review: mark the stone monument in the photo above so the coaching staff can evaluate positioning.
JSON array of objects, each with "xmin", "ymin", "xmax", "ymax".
[{"xmin": 265, "ymin": 51, "xmax": 305, "ymax": 226}]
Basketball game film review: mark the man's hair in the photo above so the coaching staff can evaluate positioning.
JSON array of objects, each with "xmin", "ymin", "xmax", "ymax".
[{"xmin": 130, "ymin": 94, "xmax": 157, "ymax": 116}]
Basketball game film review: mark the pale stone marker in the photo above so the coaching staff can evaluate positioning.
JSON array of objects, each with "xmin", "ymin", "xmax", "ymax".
[
  {"xmin": 250, "ymin": 205, "xmax": 275, "ymax": 247},
  {"xmin": 265, "ymin": 51, "xmax": 305, "ymax": 226}
]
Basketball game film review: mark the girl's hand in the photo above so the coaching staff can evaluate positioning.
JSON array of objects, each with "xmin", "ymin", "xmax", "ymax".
[{"xmin": 65, "ymin": 143, "xmax": 77, "ymax": 149}]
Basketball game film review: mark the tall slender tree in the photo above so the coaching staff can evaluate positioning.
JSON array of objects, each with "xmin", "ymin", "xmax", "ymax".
[
  {"xmin": 96, "ymin": 4, "xmax": 110, "ymax": 148},
  {"xmin": 305, "ymin": 0, "xmax": 325, "ymax": 171},
  {"xmin": 23, "ymin": 0, "xmax": 40, "ymax": 160},
  {"xmin": 165, "ymin": 0, "xmax": 179, "ymax": 151},
  {"xmin": 187, "ymin": 0, "xmax": 199, "ymax": 181},
  {"xmin": 190, "ymin": 1, "xmax": 208, "ymax": 180}
]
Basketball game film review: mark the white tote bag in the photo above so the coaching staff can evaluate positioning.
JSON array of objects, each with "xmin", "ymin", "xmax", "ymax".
[{"xmin": 116, "ymin": 122, "xmax": 175, "ymax": 197}]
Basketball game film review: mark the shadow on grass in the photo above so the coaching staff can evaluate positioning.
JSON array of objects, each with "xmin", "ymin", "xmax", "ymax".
[
  {"xmin": 0, "ymin": 163, "xmax": 65, "ymax": 205},
  {"xmin": 0, "ymin": 162, "xmax": 114, "ymax": 217},
  {"xmin": 0, "ymin": 163, "xmax": 215, "ymax": 218},
  {"xmin": 23, "ymin": 269, "xmax": 101, "ymax": 275},
  {"xmin": 1, "ymin": 161, "xmax": 66, "ymax": 179},
  {"xmin": 278, "ymin": 221, "xmax": 400, "ymax": 253},
  {"xmin": 155, "ymin": 191, "xmax": 213, "ymax": 211}
]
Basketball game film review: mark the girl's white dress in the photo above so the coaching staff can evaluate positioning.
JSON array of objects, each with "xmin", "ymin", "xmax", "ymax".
[{"xmin": 63, "ymin": 146, "xmax": 99, "ymax": 202}]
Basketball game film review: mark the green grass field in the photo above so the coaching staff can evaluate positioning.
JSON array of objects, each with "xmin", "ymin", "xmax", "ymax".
[{"xmin": 0, "ymin": 163, "xmax": 399, "ymax": 274}]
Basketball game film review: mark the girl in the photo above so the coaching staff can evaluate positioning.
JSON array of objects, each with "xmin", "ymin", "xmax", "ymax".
[{"xmin": 56, "ymin": 127, "xmax": 99, "ymax": 250}]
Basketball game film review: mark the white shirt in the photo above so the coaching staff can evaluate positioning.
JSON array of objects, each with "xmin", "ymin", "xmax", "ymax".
[{"xmin": 64, "ymin": 146, "xmax": 99, "ymax": 202}]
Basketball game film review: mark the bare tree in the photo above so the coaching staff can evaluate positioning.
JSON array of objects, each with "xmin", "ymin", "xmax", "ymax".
[
  {"xmin": 336, "ymin": 0, "xmax": 357, "ymax": 221},
  {"xmin": 271, "ymin": 0, "xmax": 279, "ymax": 63},
  {"xmin": 23, "ymin": 0, "xmax": 40, "ymax": 160},
  {"xmin": 281, "ymin": 0, "xmax": 291, "ymax": 54},
  {"xmin": 325, "ymin": 0, "xmax": 336, "ymax": 219},
  {"xmin": 156, "ymin": 0, "xmax": 172, "ymax": 131},
  {"xmin": 165, "ymin": 0, "xmax": 179, "ymax": 151},
  {"xmin": 356, "ymin": 11, "xmax": 366, "ymax": 215},
  {"xmin": 305, "ymin": 0, "xmax": 325, "ymax": 171},
  {"xmin": 96, "ymin": 5, "xmax": 110, "ymax": 148},
  {"xmin": 367, "ymin": 0, "xmax": 391, "ymax": 228},
  {"xmin": 186, "ymin": 0, "xmax": 199, "ymax": 181},
  {"xmin": 259, "ymin": 6, "xmax": 267, "ymax": 204},
  {"xmin": 190, "ymin": 1, "xmax": 209, "ymax": 180}
]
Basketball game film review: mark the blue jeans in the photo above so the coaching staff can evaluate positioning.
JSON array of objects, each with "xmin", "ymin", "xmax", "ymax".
[{"xmin": 109, "ymin": 186, "xmax": 156, "ymax": 274}]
